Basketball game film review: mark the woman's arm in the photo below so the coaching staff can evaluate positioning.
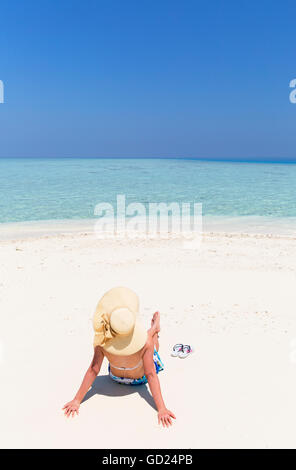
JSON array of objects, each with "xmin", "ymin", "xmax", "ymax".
[
  {"xmin": 63, "ymin": 346, "xmax": 104, "ymax": 417},
  {"xmin": 143, "ymin": 341, "xmax": 176, "ymax": 427}
]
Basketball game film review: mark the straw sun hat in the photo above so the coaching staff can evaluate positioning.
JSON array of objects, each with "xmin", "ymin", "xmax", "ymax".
[{"xmin": 93, "ymin": 287, "xmax": 147, "ymax": 356}]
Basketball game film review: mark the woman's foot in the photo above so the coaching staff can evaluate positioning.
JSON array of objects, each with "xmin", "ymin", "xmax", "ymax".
[
  {"xmin": 149, "ymin": 311, "xmax": 160, "ymax": 351},
  {"xmin": 151, "ymin": 311, "xmax": 160, "ymax": 335}
]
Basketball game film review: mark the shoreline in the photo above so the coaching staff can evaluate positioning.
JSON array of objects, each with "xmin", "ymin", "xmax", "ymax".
[{"xmin": 1, "ymin": 215, "xmax": 296, "ymax": 241}]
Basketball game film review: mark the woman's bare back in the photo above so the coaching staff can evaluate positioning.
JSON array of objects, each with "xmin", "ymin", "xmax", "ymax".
[{"xmin": 103, "ymin": 346, "xmax": 147, "ymax": 379}]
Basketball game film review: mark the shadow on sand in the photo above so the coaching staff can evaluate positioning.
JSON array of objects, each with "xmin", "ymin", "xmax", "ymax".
[{"xmin": 81, "ymin": 374, "xmax": 157, "ymax": 410}]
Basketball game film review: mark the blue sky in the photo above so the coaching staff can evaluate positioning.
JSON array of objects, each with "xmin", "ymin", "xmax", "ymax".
[{"xmin": 0, "ymin": 0, "xmax": 296, "ymax": 161}]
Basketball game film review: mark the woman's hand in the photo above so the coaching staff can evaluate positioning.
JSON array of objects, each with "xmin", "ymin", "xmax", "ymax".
[
  {"xmin": 62, "ymin": 399, "xmax": 80, "ymax": 418},
  {"xmin": 158, "ymin": 408, "xmax": 176, "ymax": 427}
]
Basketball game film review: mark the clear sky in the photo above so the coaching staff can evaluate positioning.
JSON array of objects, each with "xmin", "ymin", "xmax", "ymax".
[{"xmin": 0, "ymin": 0, "xmax": 296, "ymax": 161}]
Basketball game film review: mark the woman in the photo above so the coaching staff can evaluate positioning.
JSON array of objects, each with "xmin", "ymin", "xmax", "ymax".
[{"xmin": 63, "ymin": 287, "xmax": 176, "ymax": 427}]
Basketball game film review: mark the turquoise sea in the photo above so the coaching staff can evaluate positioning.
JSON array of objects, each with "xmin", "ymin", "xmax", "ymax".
[{"xmin": 0, "ymin": 158, "xmax": 296, "ymax": 237}]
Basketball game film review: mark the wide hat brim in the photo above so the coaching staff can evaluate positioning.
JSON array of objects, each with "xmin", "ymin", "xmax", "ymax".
[
  {"xmin": 102, "ymin": 319, "xmax": 147, "ymax": 356},
  {"xmin": 93, "ymin": 286, "xmax": 147, "ymax": 356}
]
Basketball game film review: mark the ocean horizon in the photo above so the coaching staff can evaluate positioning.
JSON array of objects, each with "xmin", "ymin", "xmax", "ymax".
[
  {"xmin": 1, "ymin": 157, "xmax": 296, "ymax": 237},
  {"xmin": 1, "ymin": 156, "xmax": 296, "ymax": 163}
]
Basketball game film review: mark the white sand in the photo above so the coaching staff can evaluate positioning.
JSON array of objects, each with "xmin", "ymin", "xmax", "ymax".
[{"xmin": 1, "ymin": 229, "xmax": 296, "ymax": 448}]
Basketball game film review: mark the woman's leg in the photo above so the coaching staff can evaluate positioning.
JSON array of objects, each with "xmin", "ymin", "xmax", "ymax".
[{"xmin": 148, "ymin": 311, "xmax": 160, "ymax": 352}]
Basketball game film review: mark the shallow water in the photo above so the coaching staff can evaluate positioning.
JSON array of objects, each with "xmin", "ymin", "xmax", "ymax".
[{"xmin": 0, "ymin": 158, "xmax": 296, "ymax": 236}]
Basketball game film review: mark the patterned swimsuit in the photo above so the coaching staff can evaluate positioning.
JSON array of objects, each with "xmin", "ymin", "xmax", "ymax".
[{"xmin": 109, "ymin": 348, "xmax": 164, "ymax": 385}]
